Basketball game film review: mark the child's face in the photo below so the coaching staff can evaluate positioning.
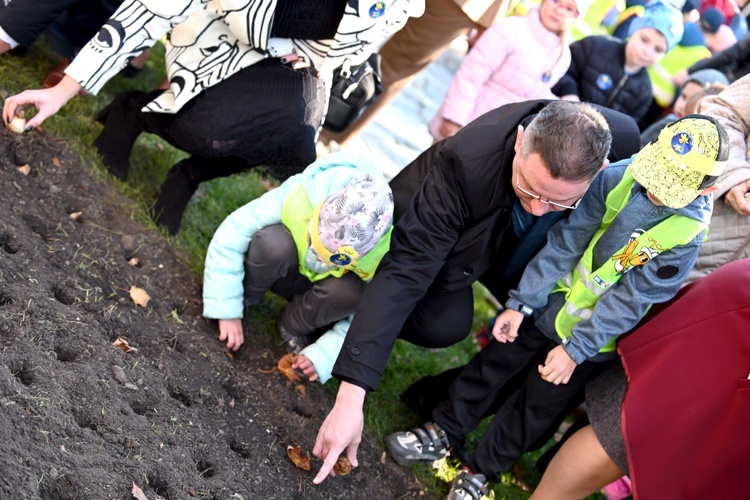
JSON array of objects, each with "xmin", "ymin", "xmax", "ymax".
[
  {"xmin": 625, "ymin": 28, "xmax": 668, "ymax": 70},
  {"xmin": 673, "ymin": 81, "xmax": 703, "ymax": 118},
  {"xmin": 539, "ymin": 0, "xmax": 579, "ymax": 35},
  {"xmin": 645, "ymin": 190, "xmax": 666, "ymax": 206}
]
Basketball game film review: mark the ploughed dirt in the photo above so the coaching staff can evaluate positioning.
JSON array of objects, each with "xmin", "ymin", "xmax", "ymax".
[{"xmin": 0, "ymin": 125, "xmax": 423, "ymax": 498}]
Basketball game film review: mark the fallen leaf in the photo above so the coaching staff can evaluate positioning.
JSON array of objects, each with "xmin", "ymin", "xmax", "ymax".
[
  {"xmin": 69, "ymin": 211, "xmax": 82, "ymax": 220},
  {"xmin": 17, "ymin": 164, "xmax": 30, "ymax": 176},
  {"xmin": 334, "ymin": 456, "xmax": 352, "ymax": 476},
  {"xmin": 127, "ymin": 257, "xmax": 139, "ymax": 266},
  {"xmin": 52, "ymin": 157, "xmax": 62, "ymax": 169},
  {"xmin": 286, "ymin": 445, "xmax": 311, "ymax": 471},
  {"xmin": 131, "ymin": 482, "xmax": 148, "ymax": 500},
  {"xmin": 225, "ymin": 350, "xmax": 233, "ymax": 359},
  {"xmin": 294, "ymin": 384, "xmax": 306, "ymax": 398},
  {"xmin": 129, "ymin": 285, "xmax": 151, "ymax": 307},
  {"xmin": 112, "ymin": 338, "xmax": 138, "ymax": 353},
  {"xmin": 277, "ymin": 354, "xmax": 300, "ymax": 382},
  {"xmin": 380, "ymin": 451, "xmax": 386, "ymax": 465}
]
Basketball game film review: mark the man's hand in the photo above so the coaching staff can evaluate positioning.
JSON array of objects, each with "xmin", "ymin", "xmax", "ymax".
[
  {"xmin": 218, "ymin": 318, "xmax": 244, "ymax": 351},
  {"xmin": 3, "ymin": 75, "xmax": 82, "ymax": 131},
  {"xmin": 438, "ymin": 119, "xmax": 462, "ymax": 139},
  {"xmin": 312, "ymin": 381, "xmax": 365, "ymax": 484},
  {"xmin": 724, "ymin": 180, "xmax": 750, "ymax": 216},
  {"xmin": 492, "ymin": 309, "xmax": 525, "ymax": 343},
  {"xmin": 292, "ymin": 354, "xmax": 319, "ymax": 382},
  {"xmin": 538, "ymin": 345, "xmax": 577, "ymax": 385}
]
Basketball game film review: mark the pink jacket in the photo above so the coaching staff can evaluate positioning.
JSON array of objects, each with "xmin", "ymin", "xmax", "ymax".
[{"xmin": 429, "ymin": 9, "xmax": 570, "ymax": 140}]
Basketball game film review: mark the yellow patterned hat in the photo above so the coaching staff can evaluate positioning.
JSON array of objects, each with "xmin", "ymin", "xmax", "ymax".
[{"xmin": 630, "ymin": 115, "xmax": 729, "ymax": 209}]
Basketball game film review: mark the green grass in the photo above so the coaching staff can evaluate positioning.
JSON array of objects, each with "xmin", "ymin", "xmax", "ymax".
[{"xmin": 0, "ymin": 41, "xmax": 603, "ymax": 499}]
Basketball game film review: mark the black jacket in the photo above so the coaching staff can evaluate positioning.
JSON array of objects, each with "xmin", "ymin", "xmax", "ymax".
[
  {"xmin": 553, "ymin": 35, "xmax": 654, "ymax": 124},
  {"xmin": 688, "ymin": 34, "xmax": 750, "ymax": 83},
  {"xmin": 332, "ymin": 100, "xmax": 640, "ymax": 391}
]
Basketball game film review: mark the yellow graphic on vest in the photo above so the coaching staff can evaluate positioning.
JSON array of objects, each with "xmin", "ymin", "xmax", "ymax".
[
  {"xmin": 611, "ymin": 230, "xmax": 665, "ymax": 275},
  {"xmin": 552, "ymin": 165, "xmax": 707, "ymax": 354}
]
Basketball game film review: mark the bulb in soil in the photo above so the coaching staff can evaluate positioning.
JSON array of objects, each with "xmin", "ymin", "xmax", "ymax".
[{"xmin": 6, "ymin": 111, "xmax": 27, "ymax": 135}]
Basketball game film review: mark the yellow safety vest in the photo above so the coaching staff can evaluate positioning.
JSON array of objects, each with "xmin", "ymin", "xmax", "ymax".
[
  {"xmin": 648, "ymin": 44, "xmax": 712, "ymax": 108},
  {"xmin": 552, "ymin": 166, "xmax": 707, "ymax": 353},
  {"xmin": 281, "ymin": 184, "xmax": 392, "ymax": 282}
]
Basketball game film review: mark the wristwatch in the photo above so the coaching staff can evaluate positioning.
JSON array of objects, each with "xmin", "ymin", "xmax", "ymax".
[{"xmin": 515, "ymin": 303, "xmax": 534, "ymax": 317}]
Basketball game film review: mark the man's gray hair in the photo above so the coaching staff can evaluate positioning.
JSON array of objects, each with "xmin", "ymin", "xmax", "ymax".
[{"xmin": 520, "ymin": 101, "xmax": 612, "ymax": 182}]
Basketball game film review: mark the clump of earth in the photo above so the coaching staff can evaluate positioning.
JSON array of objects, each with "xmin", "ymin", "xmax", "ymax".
[{"xmin": 0, "ymin": 124, "xmax": 423, "ymax": 498}]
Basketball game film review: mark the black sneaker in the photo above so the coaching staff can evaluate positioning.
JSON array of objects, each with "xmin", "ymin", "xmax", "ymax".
[
  {"xmin": 385, "ymin": 422, "xmax": 450, "ymax": 466},
  {"xmin": 447, "ymin": 469, "xmax": 488, "ymax": 500}
]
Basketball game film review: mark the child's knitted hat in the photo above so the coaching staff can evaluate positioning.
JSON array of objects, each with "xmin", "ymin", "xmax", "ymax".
[
  {"xmin": 684, "ymin": 68, "xmax": 730, "ymax": 88},
  {"xmin": 699, "ymin": 7, "xmax": 726, "ymax": 34},
  {"xmin": 631, "ymin": 115, "xmax": 729, "ymax": 209},
  {"xmin": 629, "ymin": 0, "xmax": 684, "ymax": 51},
  {"xmin": 310, "ymin": 174, "xmax": 393, "ymax": 267}
]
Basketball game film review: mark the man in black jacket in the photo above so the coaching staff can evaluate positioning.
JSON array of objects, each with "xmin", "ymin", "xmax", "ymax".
[{"xmin": 311, "ymin": 100, "xmax": 640, "ymax": 484}]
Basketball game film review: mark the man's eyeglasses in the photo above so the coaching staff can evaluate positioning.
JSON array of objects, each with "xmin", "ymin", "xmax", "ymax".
[
  {"xmin": 549, "ymin": 0, "xmax": 579, "ymax": 17},
  {"xmin": 515, "ymin": 171, "xmax": 582, "ymax": 210}
]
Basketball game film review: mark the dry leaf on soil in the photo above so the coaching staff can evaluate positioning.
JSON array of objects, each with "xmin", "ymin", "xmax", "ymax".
[
  {"xmin": 113, "ymin": 337, "xmax": 138, "ymax": 353},
  {"xmin": 334, "ymin": 456, "xmax": 352, "ymax": 476},
  {"xmin": 127, "ymin": 257, "xmax": 139, "ymax": 266},
  {"xmin": 17, "ymin": 164, "xmax": 30, "ymax": 176},
  {"xmin": 129, "ymin": 285, "xmax": 151, "ymax": 307},
  {"xmin": 294, "ymin": 384, "xmax": 306, "ymax": 398},
  {"xmin": 277, "ymin": 353, "xmax": 300, "ymax": 382},
  {"xmin": 69, "ymin": 211, "xmax": 82, "ymax": 220},
  {"xmin": 286, "ymin": 445, "xmax": 311, "ymax": 471},
  {"xmin": 131, "ymin": 482, "xmax": 148, "ymax": 500},
  {"xmin": 53, "ymin": 157, "xmax": 62, "ymax": 169}
]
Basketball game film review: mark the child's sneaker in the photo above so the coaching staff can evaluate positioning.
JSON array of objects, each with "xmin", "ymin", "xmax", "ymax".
[
  {"xmin": 447, "ymin": 469, "xmax": 488, "ymax": 500},
  {"xmin": 279, "ymin": 326, "xmax": 311, "ymax": 355},
  {"xmin": 385, "ymin": 422, "xmax": 450, "ymax": 466}
]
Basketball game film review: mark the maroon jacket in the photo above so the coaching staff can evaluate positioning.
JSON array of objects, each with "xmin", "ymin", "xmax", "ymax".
[{"xmin": 619, "ymin": 258, "xmax": 750, "ymax": 499}]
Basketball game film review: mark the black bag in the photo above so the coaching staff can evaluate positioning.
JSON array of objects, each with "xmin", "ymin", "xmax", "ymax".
[{"xmin": 323, "ymin": 52, "xmax": 383, "ymax": 133}]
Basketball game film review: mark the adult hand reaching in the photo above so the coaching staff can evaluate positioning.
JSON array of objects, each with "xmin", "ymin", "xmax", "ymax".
[
  {"xmin": 3, "ymin": 75, "xmax": 83, "ymax": 131},
  {"xmin": 312, "ymin": 381, "xmax": 365, "ymax": 484},
  {"xmin": 724, "ymin": 180, "xmax": 750, "ymax": 216}
]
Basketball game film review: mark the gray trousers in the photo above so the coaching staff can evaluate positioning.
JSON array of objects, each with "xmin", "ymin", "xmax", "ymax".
[{"xmin": 242, "ymin": 225, "xmax": 365, "ymax": 337}]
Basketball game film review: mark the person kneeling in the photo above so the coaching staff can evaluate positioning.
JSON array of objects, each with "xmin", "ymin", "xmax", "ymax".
[
  {"xmin": 202, "ymin": 152, "xmax": 393, "ymax": 384},
  {"xmin": 385, "ymin": 115, "xmax": 728, "ymax": 499}
]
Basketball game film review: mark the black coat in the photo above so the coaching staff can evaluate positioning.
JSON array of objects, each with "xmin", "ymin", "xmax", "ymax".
[
  {"xmin": 552, "ymin": 35, "xmax": 654, "ymax": 124},
  {"xmin": 332, "ymin": 100, "xmax": 640, "ymax": 390},
  {"xmin": 688, "ymin": 34, "xmax": 750, "ymax": 83}
]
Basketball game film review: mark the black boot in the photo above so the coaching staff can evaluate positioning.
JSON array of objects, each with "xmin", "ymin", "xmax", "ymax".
[
  {"xmin": 152, "ymin": 155, "xmax": 253, "ymax": 235},
  {"xmin": 93, "ymin": 91, "xmax": 147, "ymax": 180},
  {"xmin": 151, "ymin": 159, "xmax": 200, "ymax": 236}
]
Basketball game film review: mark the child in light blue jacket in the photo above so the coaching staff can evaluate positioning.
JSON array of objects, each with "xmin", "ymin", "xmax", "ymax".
[{"xmin": 202, "ymin": 151, "xmax": 394, "ymax": 383}]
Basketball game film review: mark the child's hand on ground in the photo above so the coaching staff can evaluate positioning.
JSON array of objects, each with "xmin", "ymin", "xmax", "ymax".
[
  {"xmin": 218, "ymin": 318, "xmax": 244, "ymax": 351},
  {"xmin": 492, "ymin": 309, "xmax": 524, "ymax": 343},
  {"xmin": 292, "ymin": 354, "xmax": 319, "ymax": 382},
  {"xmin": 539, "ymin": 345, "xmax": 577, "ymax": 385}
]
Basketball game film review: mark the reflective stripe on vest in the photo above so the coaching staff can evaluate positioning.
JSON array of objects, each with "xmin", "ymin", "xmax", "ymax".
[
  {"xmin": 648, "ymin": 45, "xmax": 712, "ymax": 108},
  {"xmin": 552, "ymin": 166, "xmax": 707, "ymax": 353},
  {"xmin": 280, "ymin": 184, "xmax": 392, "ymax": 282}
]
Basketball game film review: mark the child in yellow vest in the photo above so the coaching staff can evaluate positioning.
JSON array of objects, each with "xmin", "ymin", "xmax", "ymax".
[
  {"xmin": 202, "ymin": 152, "xmax": 393, "ymax": 383},
  {"xmin": 384, "ymin": 115, "xmax": 729, "ymax": 498}
]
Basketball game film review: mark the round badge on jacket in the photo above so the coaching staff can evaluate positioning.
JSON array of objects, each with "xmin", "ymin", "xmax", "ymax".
[
  {"xmin": 596, "ymin": 74, "xmax": 613, "ymax": 91},
  {"xmin": 369, "ymin": 2, "xmax": 386, "ymax": 17}
]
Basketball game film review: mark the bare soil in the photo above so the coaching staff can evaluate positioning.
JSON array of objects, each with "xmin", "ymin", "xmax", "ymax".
[{"xmin": 0, "ymin": 127, "xmax": 422, "ymax": 499}]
